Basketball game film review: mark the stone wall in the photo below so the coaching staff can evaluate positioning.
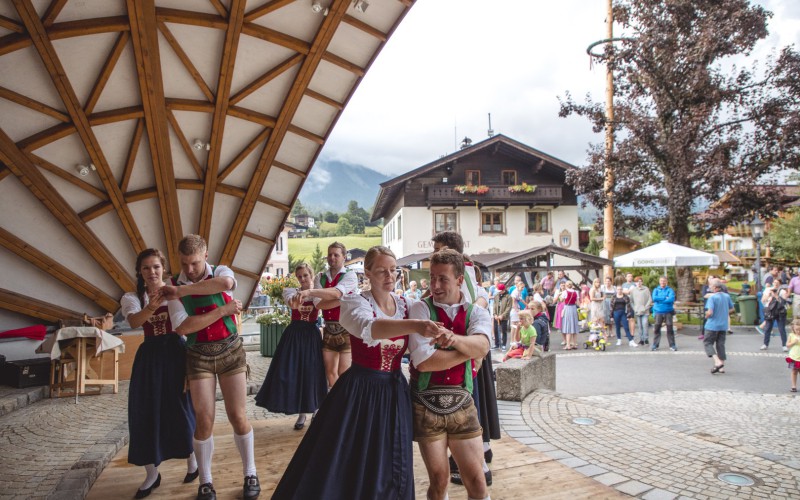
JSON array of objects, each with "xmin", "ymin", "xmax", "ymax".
[{"xmin": 495, "ymin": 353, "xmax": 556, "ymax": 401}]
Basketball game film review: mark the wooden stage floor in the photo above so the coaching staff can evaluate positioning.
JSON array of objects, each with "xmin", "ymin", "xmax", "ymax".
[{"xmin": 88, "ymin": 417, "xmax": 624, "ymax": 499}]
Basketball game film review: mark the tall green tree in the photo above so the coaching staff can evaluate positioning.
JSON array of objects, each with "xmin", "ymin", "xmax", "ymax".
[
  {"xmin": 287, "ymin": 253, "xmax": 302, "ymax": 274},
  {"xmin": 291, "ymin": 199, "xmax": 306, "ymax": 216},
  {"xmin": 561, "ymin": 0, "xmax": 800, "ymax": 300},
  {"xmin": 310, "ymin": 244, "xmax": 326, "ymax": 273},
  {"xmin": 337, "ymin": 216, "xmax": 353, "ymax": 236},
  {"xmin": 768, "ymin": 209, "xmax": 800, "ymax": 261}
]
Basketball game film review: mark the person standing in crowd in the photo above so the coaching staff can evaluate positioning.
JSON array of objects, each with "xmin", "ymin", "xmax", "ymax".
[
  {"xmin": 404, "ymin": 280, "xmax": 422, "ymax": 301},
  {"xmin": 408, "ymin": 249, "xmax": 492, "ymax": 500},
  {"xmin": 561, "ymin": 281, "xmax": 580, "ymax": 349},
  {"xmin": 419, "ymin": 278, "xmax": 429, "ymax": 295},
  {"xmin": 554, "ymin": 270, "xmax": 568, "ymax": 290},
  {"xmin": 493, "ymin": 284, "xmax": 511, "ymax": 350},
  {"xmin": 611, "ymin": 285, "xmax": 636, "ymax": 347},
  {"xmin": 164, "ymin": 235, "xmax": 256, "ymax": 500},
  {"xmin": 255, "ymin": 263, "xmax": 327, "ymax": 431},
  {"xmin": 700, "ymin": 275, "xmax": 728, "ymax": 341},
  {"xmin": 509, "ymin": 274, "xmax": 529, "ymax": 303},
  {"xmin": 540, "ymin": 272, "xmax": 555, "ymax": 298},
  {"xmin": 589, "ymin": 278, "xmax": 605, "ymax": 326},
  {"xmin": 601, "ymin": 276, "xmax": 615, "ymax": 338},
  {"xmin": 297, "ymin": 242, "xmax": 358, "ymax": 388},
  {"xmin": 553, "ymin": 281, "xmax": 567, "ymax": 334},
  {"xmin": 764, "ymin": 266, "xmax": 780, "ymax": 287},
  {"xmin": 630, "ymin": 276, "xmax": 652, "ymax": 345},
  {"xmin": 531, "ymin": 299, "xmax": 551, "ymax": 352},
  {"xmin": 121, "ymin": 249, "xmax": 197, "ymax": 499},
  {"xmin": 788, "ymin": 272, "xmax": 800, "ymax": 321},
  {"xmin": 273, "ymin": 246, "xmax": 446, "ymax": 499},
  {"xmin": 760, "ymin": 281, "xmax": 789, "ymax": 351},
  {"xmin": 786, "ymin": 321, "xmax": 800, "ymax": 392},
  {"xmin": 621, "ymin": 273, "xmax": 636, "ymax": 335},
  {"xmin": 652, "ymin": 276, "xmax": 677, "ymax": 351},
  {"xmin": 704, "ymin": 279, "xmax": 734, "ymax": 374}
]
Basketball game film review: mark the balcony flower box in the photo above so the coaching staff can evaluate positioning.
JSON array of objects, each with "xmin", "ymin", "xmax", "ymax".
[
  {"xmin": 454, "ymin": 185, "xmax": 489, "ymax": 195},
  {"xmin": 507, "ymin": 183, "xmax": 537, "ymax": 193}
]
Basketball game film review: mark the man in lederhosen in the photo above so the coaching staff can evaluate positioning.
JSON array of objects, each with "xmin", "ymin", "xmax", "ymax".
[
  {"xmin": 297, "ymin": 242, "xmax": 358, "ymax": 388},
  {"xmin": 408, "ymin": 249, "xmax": 492, "ymax": 500},
  {"xmin": 165, "ymin": 235, "xmax": 259, "ymax": 500}
]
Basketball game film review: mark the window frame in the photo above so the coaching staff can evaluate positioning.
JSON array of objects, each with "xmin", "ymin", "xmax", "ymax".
[
  {"xmin": 433, "ymin": 211, "xmax": 459, "ymax": 234},
  {"xmin": 480, "ymin": 209, "xmax": 505, "ymax": 235},
  {"xmin": 501, "ymin": 170, "xmax": 517, "ymax": 185},
  {"xmin": 465, "ymin": 170, "xmax": 481, "ymax": 186},
  {"xmin": 526, "ymin": 210, "xmax": 551, "ymax": 234}
]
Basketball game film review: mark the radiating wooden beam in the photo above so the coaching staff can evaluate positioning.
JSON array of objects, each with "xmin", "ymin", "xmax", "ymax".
[
  {"xmin": 220, "ymin": 0, "xmax": 351, "ymax": 265},
  {"xmin": 84, "ymin": 31, "xmax": 130, "ymax": 114},
  {"xmin": 287, "ymin": 124, "xmax": 324, "ymax": 145},
  {"xmin": 0, "ymin": 33, "xmax": 30, "ymax": 56},
  {"xmin": 0, "ymin": 14, "xmax": 24, "ymax": 33},
  {"xmin": 209, "ymin": 0, "xmax": 229, "ymax": 18},
  {"xmin": 156, "ymin": 7, "xmax": 228, "ymax": 29},
  {"xmin": 127, "ymin": 0, "xmax": 184, "ymax": 269},
  {"xmin": 28, "ymin": 153, "xmax": 109, "ymax": 201},
  {"xmin": 243, "ymin": 0, "xmax": 297, "ymax": 23},
  {"xmin": 0, "ymin": 288, "xmax": 83, "ymax": 323},
  {"xmin": 0, "ymin": 85, "xmax": 70, "ymax": 122},
  {"xmin": 217, "ymin": 127, "xmax": 270, "ymax": 182},
  {"xmin": 49, "ymin": 16, "xmax": 130, "ymax": 40},
  {"xmin": 230, "ymin": 266, "xmax": 259, "ymax": 280},
  {"xmin": 229, "ymin": 53, "xmax": 303, "ymax": 106},
  {"xmin": 241, "ymin": 23, "xmax": 309, "ymax": 55},
  {"xmin": 244, "ymin": 230, "xmax": 275, "ymax": 246},
  {"xmin": 165, "ymin": 110, "xmax": 205, "ymax": 180},
  {"xmin": 41, "ymin": 0, "xmax": 68, "ymax": 27},
  {"xmin": 0, "ymin": 164, "xmax": 11, "ymax": 181},
  {"xmin": 321, "ymin": 51, "xmax": 365, "ymax": 77},
  {"xmin": 16, "ymin": 106, "xmax": 143, "ymax": 152},
  {"xmin": 166, "ymin": 98, "xmax": 215, "ymax": 113},
  {"xmin": 120, "ymin": 119, "xmax": 144, "ymax": 192},
  {"xmin": 273, "ymin": 160, "xmax": 307, "ymax": 179},
  {"xmin": 342, "ymin": 14, "xmax": 387, "ymax": 42},
  {"xmin": 304, "ymin": 89, "xmax": 343, "ymax": 110},
  {"xmin": 0, "ymin": 227, "xmax": 119, "ymax": 312},
  {"xmin": 228, "ymin": 106, "xmax": 277, "ymax": 127},
  {"xmin": 214, "ymin": 183, "xmax": 291, "ymax": 213},
  {"xmin": 158, "ymin": 21, "xmax": 215, "ymax": 102},
  {"xmin": 197, "ymin": 0, "xmax": 246, "ymax": 240},
  {"xmin": 0, "ymin": 127, "xmax": 133, "ymax": 291}
]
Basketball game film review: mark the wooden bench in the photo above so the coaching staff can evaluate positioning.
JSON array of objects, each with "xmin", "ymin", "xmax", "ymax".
[{"xmin": 494, "ymin": 352, "xmax": 556, "ymax": 402}]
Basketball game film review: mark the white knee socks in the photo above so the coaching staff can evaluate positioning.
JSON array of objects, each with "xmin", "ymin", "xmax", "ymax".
[
  {"xmin": 194, "ymin": 436, "xmax": 214, "ymax": 485},
  {"xmin": 234, "ymin": 428, "xmax": 257, "ymax": 477},
  {"xmin": 187, "ymin": 451, "xmax": 198, "ymax": 473},
  {"xmin": 140, "ymin": 464, "xmax": 158, "ymax": 490}
]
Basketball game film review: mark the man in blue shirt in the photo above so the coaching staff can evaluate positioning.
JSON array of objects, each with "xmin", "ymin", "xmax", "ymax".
[
  {"xmin": 704, "ymin": 279, "xmax": 735, "ymax": 374},
  {"xmin": 651, "ymin": 276, "xmax": 677, "ymax": 351}
]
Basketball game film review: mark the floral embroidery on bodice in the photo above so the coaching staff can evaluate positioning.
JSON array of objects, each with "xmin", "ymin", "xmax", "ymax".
[
  {"xmin": 143, "ymin": 305, "xmax": 172, "ymax": 337},
  {"xmin": 350, "ymin": 292, "xmax": 409, "ymax": 372}
]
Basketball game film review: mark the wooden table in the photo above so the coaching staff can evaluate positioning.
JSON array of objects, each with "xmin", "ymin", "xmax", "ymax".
[{"xmin": 38, "ymin": 327, "xmax": 124, "ymax": 402}]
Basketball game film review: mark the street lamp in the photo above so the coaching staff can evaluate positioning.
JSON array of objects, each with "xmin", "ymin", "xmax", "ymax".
[{"xmin": 750, "ymin": 215, "xmax": 765, "ymax": 294}]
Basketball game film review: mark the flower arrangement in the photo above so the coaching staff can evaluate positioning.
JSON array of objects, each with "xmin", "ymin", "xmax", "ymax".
[
  {"xmin": 260, "ymin": 274, "xmax": 300, "ymax": 306},
  {"xmin": 508, "ymin": 183, "xmax": 537, "ymax": 193},
  {"xmin": 453, "ymin": 184, "xmax": 490, "ymax": 195},
  {"xmin": 255, "ymin": 309, "xmax": 291, "ymax": 326}
]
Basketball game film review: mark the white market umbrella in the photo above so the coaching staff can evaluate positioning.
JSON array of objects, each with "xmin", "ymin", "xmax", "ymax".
[{"xmin": 614, "ymin": 240, "xmax": 720, "ymax": 268}]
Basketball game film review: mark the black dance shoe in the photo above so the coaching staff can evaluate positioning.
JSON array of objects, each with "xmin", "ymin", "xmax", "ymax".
[
  {"xmin": 243, "ymin": 475, "xmax": 261, "ymax": 500},
  {"xmin": 197, "ymin": 482, "xmax": 216, "ymax": 500},
  {"xmin": 183, "ymin": 468, "xmax": 199, "ymax": 483},
  {"xmin": 484, "ymin": 448, "xmax": 493, "ymax": 464},
  {"xmin": 134, "ymin": 473, "xmax": 160, "ymax": 499}
]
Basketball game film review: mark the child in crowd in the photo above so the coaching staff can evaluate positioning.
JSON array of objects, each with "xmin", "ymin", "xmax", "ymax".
[
  {"xmin": 787, "ymin": 321, "xmax": 800, "ymax": 392},
  {"xmin": 503, "ymin": 310, "xmax": 537, "ymax": 361},
  {"xmin": 588, "ymin": 318, "xmax": 606, "ymax": 350}
]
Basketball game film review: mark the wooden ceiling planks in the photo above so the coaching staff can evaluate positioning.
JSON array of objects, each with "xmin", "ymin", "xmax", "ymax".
[
  {"xmin": 219, "ymin": 0, "xmax": 352, "ymax": 266},
  {"xmin": 197, "ymin": 0, "xmax": 247, "ymax": 241},
  {"xmin": 14, "ymin": 0, "xmax": 147, "ymax": 256},
  {"xmin": 0, "ymin": 227, "xmax": 119, "ymax": 312},
  {"xmin": 0, "ymin": 288, "xmax": 82, "ymax": 322},
  {"xmin": 126, "ymin": 0, "xmax": 183, "ymax": 270},
  {"xmin": 83, "ymin": 31, "xmax": 130, "ymax": 115}
]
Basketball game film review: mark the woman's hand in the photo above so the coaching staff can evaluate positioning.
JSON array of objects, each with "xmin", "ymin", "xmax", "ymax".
[{"xmin": 417, "ymin": 320, "xmax": 447, "ymax": 338}]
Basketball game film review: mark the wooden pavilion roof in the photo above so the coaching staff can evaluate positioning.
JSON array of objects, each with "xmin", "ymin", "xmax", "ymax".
[{"xmin": 0, "ymin": 0, "xmax": 413, "ymax": 326}]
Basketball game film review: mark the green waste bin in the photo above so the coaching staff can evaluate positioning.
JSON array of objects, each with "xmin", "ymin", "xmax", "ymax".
[
  {"xmin": 728, "ymin": 292, "xmax": 740, "ymax": 313},
  {"xmin": 738, "ymin": 295, "xmax": 757, "ymax": 325},
  {"xmin": 260, "ymin": 323, "xmax": 285, "ymax": 357}
]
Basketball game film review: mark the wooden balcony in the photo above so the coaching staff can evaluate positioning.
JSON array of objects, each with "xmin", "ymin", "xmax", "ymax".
[{"xmin": 426, "ymin": 184, "xmax": 563, "ymax": 206}]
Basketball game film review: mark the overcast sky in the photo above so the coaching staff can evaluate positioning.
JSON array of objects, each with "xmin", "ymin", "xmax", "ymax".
[{"xmin": 317, "ymin": 0, "xmax": 800, "ymax": 177}]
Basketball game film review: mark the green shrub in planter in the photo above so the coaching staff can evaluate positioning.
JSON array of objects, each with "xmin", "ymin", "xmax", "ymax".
[{"xmin": 257, "ymin": 310, "xmax": 290, "ymax": 357}]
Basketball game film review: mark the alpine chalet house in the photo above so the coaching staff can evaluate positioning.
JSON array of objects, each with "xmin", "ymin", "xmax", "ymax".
[{"xmin": 372, "ymin": 135, "xmax": 580, "ymax": 265}]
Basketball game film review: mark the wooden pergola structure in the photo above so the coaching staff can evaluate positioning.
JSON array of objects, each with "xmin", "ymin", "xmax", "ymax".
[
  {"xmin": 0, "ymin": 0, "xmax": 414, "ymax": 327},
  {"xmin": 472, "ymin": 244, "xmax": 612, "ymax": 283}
]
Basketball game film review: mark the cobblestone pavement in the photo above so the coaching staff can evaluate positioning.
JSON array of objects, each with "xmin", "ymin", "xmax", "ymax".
[{"xmin": 3, "ymin": 328, "xmax": 800, "ymax": 499}]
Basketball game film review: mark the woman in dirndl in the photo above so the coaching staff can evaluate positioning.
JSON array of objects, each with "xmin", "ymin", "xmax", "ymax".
[
  {"xmin": 272, "ymin": 246, "xmax": 445, "ymax": 500},
  {"xmin": 255, "ymin": 263, "xmax": 327, "ymax": 430},
  {"xmin": 561, "ymin": 281, "xmax": 581, "ymax": 349},
  {"xmin": 121, "ymin": 249, "xmax": 197, "ymax": 498}
]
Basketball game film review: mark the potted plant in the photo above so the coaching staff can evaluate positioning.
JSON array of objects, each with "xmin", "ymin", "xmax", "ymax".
[
  {"xmin": 454, "ymin": 184, "xmax": 490, "ymax": 195},
  {"xmin": 507, "ymin": 183, "xmax": 536, "ymax": 193},
  {"xmin": 256, "ymin": 309, "xmax": 291, "ymax": 357}
]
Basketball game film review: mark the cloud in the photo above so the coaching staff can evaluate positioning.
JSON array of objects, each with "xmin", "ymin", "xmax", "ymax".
[{"xmin": 303, "ymin": 165, "xmax": 331, "ymax": 193}]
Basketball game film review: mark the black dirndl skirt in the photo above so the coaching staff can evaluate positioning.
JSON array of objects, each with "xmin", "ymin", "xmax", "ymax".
[
  {"xmin": 254, "ymin": 320, "xmax": 327, "ymax": 414},
  {"xmin": 474, "ymin": 350, "xmax": 501, "ymax": 442},
  {"xmin": 128, "ymin": 334, "xmax": 195, "ymax": 466},
  {"xmin": 272, "ymin": 363, "xmax": 414, "ymax": 500}
]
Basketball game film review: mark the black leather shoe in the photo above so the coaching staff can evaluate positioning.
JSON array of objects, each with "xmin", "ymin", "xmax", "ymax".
[
  {"xmin": 485, "ymin": 469, "xmax": 493, "ymax": 486},
  {"xmin": 135, "ymin": 473, "xmax": 160, "ymax": 499},
  {"xmin": 243, "ymin": 475, "xmax": 261, "ymax": 500},
  {"xmin": 484, "ymin": 448, "xmax": 493, "ymax": 464},
  {"xmin": 183, "ymin": 468, "xmax": 199, "ymax": 483},
  {"xmin": 197, "ymin": 482, "xmax": 216, "ymax": 500}
]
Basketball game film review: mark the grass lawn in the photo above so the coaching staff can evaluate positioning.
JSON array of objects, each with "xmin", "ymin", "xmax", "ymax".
[{"xmin": 289, "ymin": 235, "xmax": 382, "ymax": 260}]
